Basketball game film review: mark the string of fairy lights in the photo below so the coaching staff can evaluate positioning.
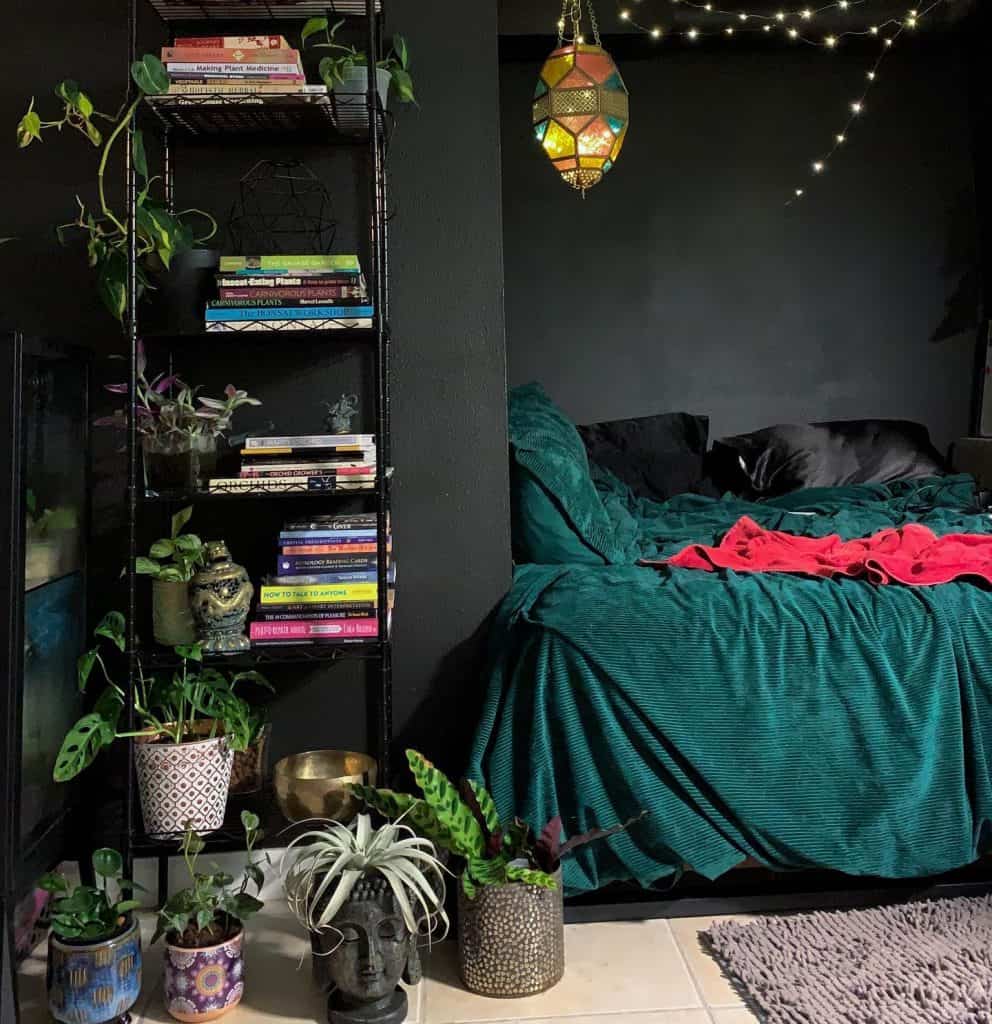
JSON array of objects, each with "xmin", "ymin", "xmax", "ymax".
[{"xmin": 597, "ymin": 0, "xmax": 949, "ymax": 203}]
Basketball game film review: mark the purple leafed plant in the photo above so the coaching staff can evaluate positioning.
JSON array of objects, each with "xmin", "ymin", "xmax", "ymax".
[{"xmin": 96, "ymin": 341, "xmax": 260, "ymax": 441}]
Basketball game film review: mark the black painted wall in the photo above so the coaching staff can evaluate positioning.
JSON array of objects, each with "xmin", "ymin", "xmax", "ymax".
[
  {"xmin": 500, "ymin": 38, "xmax": 978, "ymax": 452},
  {"xmin": 0, "ymin": 0, "xmax": 510, "ymax": 779}
]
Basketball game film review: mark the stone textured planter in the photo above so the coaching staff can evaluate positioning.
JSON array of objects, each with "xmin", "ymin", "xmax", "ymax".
[
  {"xmin": 152, "ymin": 577, "xmax": 196, "ymax": 647},
  {"xmin": 164, "ymin": 926, "xmax": 244, "ymax": 1022},
  {"xmin": 134, "ymin": 732, "xmax": 233, "ymax": 838},
  {"xmin": 47, "ymin": 917, "xmax": 142, "ymax": 1024},
  {"xmin": 457, "ymin": 870, "xmax": 564, "ymax": 997}
]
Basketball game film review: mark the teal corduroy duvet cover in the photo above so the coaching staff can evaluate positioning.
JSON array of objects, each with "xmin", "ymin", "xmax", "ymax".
[{"xmin": 467, "ymin": 473, "xmax": 992, "ymax": 893}]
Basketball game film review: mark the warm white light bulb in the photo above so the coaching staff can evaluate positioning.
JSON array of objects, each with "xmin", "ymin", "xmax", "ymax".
[
  {"xmin": 704, "ymin": 2, "xmax": 712, "ymax": 9},
  {"xmin": 839, "ymin": 0, "xmax": 849, "ymax": 8},
  {"xmin": 651, "ymin": 25, "xmax": 662, "ymax": 37},
  {"xmin": 619, "ymin": 8, "xmax": 630, "ymax": 18},
  {"xmin": 884, "ymin": 37, "xmax": 893, "ymax": 46},
  {"xmin": 724, "ymin": 25, "xmax": 734, "ymax": 34},
  {"xmin": 801, "ymin": 8, "xmax": 813, "ymax": 19},
  {"xmin": 795, "ymin": 188, "xmax": 804, "ymax": 197},
  {"xmin": 763, "ymin": 24, "xmax": 771, "ymax": 31},
  {"xmin": 812, "ymin": 161, "xmax": 824, "ymax": 173},
  {"xmin": 869, "ymin": 25, "xmax": 878, "ymax": 34},
  {"xmin": 836, "ymin": 133, "xmax": 846, "ymax": 143},
  {"xmin": 850, "ymin": 100, "xmax": 862, "ymax": 113},
  {"xmin": 906, "ymin": 16, "xmax": 917, "ymax": 27},
  {"xmin": 867, "ymin": 70, "xmax": 876, "ymax": 80},
  {"xmin": 687, "ymin": 27, "xmax": 699, "ymax": 38},
  {"xmin": 825, "ymin": 35, "xmax": 837, "ymax": 47},
  {"xmin": 577, "ymin": 33, "xmax": 585, "ymax": 42},
  {"xmin": 775, "ymin": 11, "xmax": 786, "ymax": 21},
  {"xmin": 738, "ymin": 12, "xmax": 748, "ymax": 21},
  {"xmin": 788, "ymin": 27, "xmax": 799, "ymax": 38}
]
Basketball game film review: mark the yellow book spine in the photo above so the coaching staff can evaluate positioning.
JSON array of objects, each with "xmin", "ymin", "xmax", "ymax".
[{"xmin": 260, "ymin": 585, "xmax": 379, "ymax": 604}]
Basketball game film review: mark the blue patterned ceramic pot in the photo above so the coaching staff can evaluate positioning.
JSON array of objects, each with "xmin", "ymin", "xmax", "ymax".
[
  {"xmin": 47, "ymin": 917, "xmax": 142, "ymax": 1024},
  {"xmin": 163, "ymin": 925, "xmax": 244, "ymax": 1022}
]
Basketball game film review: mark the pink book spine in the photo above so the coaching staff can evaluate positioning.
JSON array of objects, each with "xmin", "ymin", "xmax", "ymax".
[{"xmin": 250, "ymin": 618, "xmax": 378, "ymax": 640}]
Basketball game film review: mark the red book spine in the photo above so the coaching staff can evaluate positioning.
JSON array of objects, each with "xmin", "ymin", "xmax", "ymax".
[
  {"xmin": 250, "ymin": 618, "xmax": 378, "ymax": 640},
  {"xmin": 218, "ymin": 286, "xmax": 366, "ymax": 301},
  {"xmin": 279, "ymin": 543, "xmax": 382, "ymax": 555}
]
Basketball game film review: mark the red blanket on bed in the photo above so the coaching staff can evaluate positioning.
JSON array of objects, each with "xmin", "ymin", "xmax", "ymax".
[{"xmin": 662, "ymin": 516, "xmax": 992, "ymax": 585}]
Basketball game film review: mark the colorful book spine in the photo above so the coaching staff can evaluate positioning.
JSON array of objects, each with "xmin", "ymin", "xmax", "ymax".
[
  {"xmin": 258, "ymin": 608, "xmax": 376, "ymax": 621},
  {"xmin": 242, "ymin": 464, "xmax": 375, "ymax": 478},
  {"xmin": 260, "ymin": 584, "xmax": 379, "ymax": 604},
  {"xmin": 205, "ymin": 318, "xmax": 373, "ymax": 333},
  {"xmin": 279, "ymin": 530, "xmax": 379, "ymax": 543},
  {"xmin": 165, "ymin": 83, "xmax": 325, "ymax": 95},
  {"xmin": 217, "ymin": 274, "xmax": 362, "ymax": 288},
  {"xmin": 173, "ymin": 35, "xmax": 290, "ymax": 48},
  {"xmin": 281, "ymin": 544, "xmax": 381, "ymax": 555},
  {"xmin": 219, "ymin": 255, "xmax": 361, "ymax": 272},
  {"xmin": 283, "ymin": 514, "xmax": 380, "ymax": 531},
  {"xmin": 208, "ymin": 476, "xmax": 374, "ymax": 492},
  {"xmin": 258, "ymin": 600, "xmax": 378, "ymax": 616},
  {"xmin": 250, "ymin": 619, "xmax": 379, "ymax": 641},
  {"xmin": 278, "ymin": 553, "xmax": 381, "ymax": 571},
  {"xmin": 162, "ymin": 48, "xmax": 301, "ymax": 62},
  {"xmin": 247, "ymin": 434, "xmax": 374, "ymax": 450},
  {"xmin": 166, "ymin": 62, "xmax": 302, "ymax": 75},
  {"xmin": 210, "ymin": 292, "xmax": 367, "ymax": 305},
  {"xmin": 205, "ymin": 305, "xmax": 374, "ymax": 322},
  {"xmin": 269, "ymin": 571, "xmax": 390, "ymax": 585}
]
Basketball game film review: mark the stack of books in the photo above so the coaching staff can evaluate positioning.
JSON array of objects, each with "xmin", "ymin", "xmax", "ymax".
[
  {"xmin": 249, "ymin": 512, "xmax": 394, "ymax": 646},
  {"xmin": 160, "ymin": 34, "xmax": 328, "ymax": 100},
  {"xmin": 205, "ymin": 254, "xmax": 374, "ymax": 333},
  {"xmin": 208, "ymin": 432, "xmax": 377, "ymax": 494}
]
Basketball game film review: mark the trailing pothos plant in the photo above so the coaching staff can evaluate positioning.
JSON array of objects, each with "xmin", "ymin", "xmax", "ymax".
[
  {"xmin": 352, "ymin": 750, "xmax": 645, "ymax": 898},
  {"xmin": 53, "ymin": 611, "xmax": 273, "ymax": 783},
  {"xmin": 39, "ymin": 848, "xmax": 143, "ymax": 942},
  {"xmin": 301, "ymin": 18, "xmax": 415, "ymax": 104},
  {"xmin": 136, "ymin": 505, "xmax": 205, "ymax": 583},
  {"xmin": 15, "ymin": 55, "xmax": 216, "ymax": 321},
  {"xmin": 153, "ymin": 812, "xmax": 268, "ymax": 948}
]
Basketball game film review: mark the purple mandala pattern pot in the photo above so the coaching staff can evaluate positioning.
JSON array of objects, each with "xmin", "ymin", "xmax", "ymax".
[{"xmin": 163, "ymin": 927, "xmax": 244, "ymax": 1023}]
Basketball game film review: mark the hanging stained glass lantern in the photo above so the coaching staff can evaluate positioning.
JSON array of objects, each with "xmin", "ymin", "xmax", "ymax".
[{"xmin": 533, "ymin": 0, "xmax": 629, "ymax": 195}]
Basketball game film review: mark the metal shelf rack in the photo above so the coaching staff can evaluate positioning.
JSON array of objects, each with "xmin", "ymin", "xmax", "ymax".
[{"xmin": 121, "ymin": 0, "xmax": 392, "ymax": 871}]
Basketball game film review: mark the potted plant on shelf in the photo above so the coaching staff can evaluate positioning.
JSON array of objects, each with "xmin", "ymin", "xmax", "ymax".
[
  {"xmin": 53, "ymin": 611, "xmax": 273, "ymax": 837},
  {"xmin": 280, "ymin": 812, "xmax": 446, "ymax": 1024},
  {"xmin": 39, "ymin": 848, "xmax": 144, "ymax": 1024},
  {"xmin": 137, "ymin": 505, "xmax": 204, "ymax": 646},
  {"xmin": 154, "ymin": 813, "xmax": 268, "ymax": 1023},
  {"xmin": 353, "ymin": 751, "xmax": 644, "ymax": 997},
  {"xmin": 15, "ymin": 56, "xmax": 216, "ymax": 321},
  {"xmin": 301, "ymin": 18, "xmax": 415, "ymax": 123},
  {"xmin": 97, "ymin": 342, "xmax": 261, "ymax": 492}
]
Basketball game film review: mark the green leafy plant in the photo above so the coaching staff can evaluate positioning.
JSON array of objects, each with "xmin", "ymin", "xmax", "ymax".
[
  {"xmin": 135, "ymin": 505, "xmax": 204, "ymax": 582},
  {"xmin": 53, "ymin": 611, "xmax": 273, "ymax": 782},
  {"xmin": 301, "ymin": 18, "xmax": 415, "ymax": 104},
  {"xmin": 26, "ymin": 488, "xmax": 78, "ymax": 539},
  {"xmin": 15, "ymin": 57, "xmax": 216, "ymax": 321},
  {"xmin": 352, "ymin": 750, "xmax": 645, "ymax": 898},
  {"xmin": 39, "ymin": 848, "xmax": 143, "ymax": 942},
  {"xmin": 281, "ymin": 812, "xmax": 447, "ymax": 947},
  {"xmin": 153, "ymin": 811, "xmax": 267, "ymax": 947}
]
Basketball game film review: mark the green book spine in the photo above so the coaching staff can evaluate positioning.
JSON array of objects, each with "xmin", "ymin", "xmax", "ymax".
[{"xmin": 219, "ymin": 255, "xmax": 361, "ymax": 272}]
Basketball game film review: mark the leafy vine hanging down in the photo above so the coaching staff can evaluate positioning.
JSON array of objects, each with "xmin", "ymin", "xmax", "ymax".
[{"xmin": 16, "ymin": 54, "xmax": 216, "ymax": 321}]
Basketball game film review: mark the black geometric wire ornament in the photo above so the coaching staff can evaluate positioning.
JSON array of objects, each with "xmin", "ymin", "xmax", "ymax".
[{"xmin": 227, "ymin": 159, "xmax": 338, "ymax": 255}]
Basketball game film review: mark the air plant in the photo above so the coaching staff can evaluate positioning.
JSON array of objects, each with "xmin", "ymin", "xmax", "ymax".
[
  {"xmin": 95, "ymin": 340, "xmax": 260, "ymax": 442},
  {"xmin": 280, "ymin": 813, "xmax": 447, "ymax": 949},
  {"xmin": 353, "ymin": 750, "xmax": 646, "ymax": 898}
]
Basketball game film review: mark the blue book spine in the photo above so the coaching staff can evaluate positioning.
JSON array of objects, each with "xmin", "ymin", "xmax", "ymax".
[
  {"xmin": 278, "ymin": 556, "xmax": 378, "ymax": 573},
  {"xmin": 205, "ymin": 304, "xmax": 375, "ymax": 322},
  {"xmin": 272, "ymin": 567, "xmax": 396, "ymax": 585}
]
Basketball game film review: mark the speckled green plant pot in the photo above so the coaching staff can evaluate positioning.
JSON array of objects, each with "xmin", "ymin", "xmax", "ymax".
[{"xmin": 457, "ymin": 870, "xmax": 564, "ymax": 997}]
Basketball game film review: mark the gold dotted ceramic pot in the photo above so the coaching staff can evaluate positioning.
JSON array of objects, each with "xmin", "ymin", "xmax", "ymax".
[{"xmin": 457, "ymin": 869, "xmax": 564, "ymax": 997}]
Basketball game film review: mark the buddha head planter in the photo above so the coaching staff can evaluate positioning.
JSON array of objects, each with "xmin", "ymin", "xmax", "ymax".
[{"xmin": 314, "ymin": 876, "xmax": 421, "ymax": 1024}]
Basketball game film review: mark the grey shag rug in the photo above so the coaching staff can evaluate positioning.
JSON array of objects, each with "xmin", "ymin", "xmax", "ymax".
[{"xmin": 707, "ymin": 894, "xmax": 992, "ymax": 1023}]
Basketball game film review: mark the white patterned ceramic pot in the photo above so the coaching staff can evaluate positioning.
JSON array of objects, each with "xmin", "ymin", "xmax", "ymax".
[
  {"xmin": 457, "ymin": 869, "xmax": 564, "ymax": 997},
  {"xmin": 134, "ymin": 733, "xmax": 233, "ymax": 838},
  {"xmin": 164, "ymin": 926, "xmax": 244, "ymax": 1022}
]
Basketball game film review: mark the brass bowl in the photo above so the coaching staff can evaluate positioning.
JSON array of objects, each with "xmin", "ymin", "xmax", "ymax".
[{"xmin": 272, "ymin": 749, "xmax": 377, "ymax": 824}]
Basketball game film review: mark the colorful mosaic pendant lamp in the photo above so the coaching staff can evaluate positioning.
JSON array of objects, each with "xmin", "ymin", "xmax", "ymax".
[{"xmin": 533, "ymin": 0, "xmax": 630, "ymax": 195}]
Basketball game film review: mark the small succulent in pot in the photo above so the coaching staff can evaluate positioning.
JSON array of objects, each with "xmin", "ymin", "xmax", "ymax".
[
  {"xmin": 156, "ymin": 812, "xmax": 268, "ymax": 1022},
  {"xmin": 40, "ymin": 849, "xmax": 144, "ymax": 1024},
  {"xmin": 280, "ymin": 813, "xmax": 447, "ymax": 1024}
]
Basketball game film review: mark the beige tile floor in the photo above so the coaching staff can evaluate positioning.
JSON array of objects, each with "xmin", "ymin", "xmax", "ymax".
[{"xmin": 17, "ymin": 909, "xmax": 761, "ymax": 1024}]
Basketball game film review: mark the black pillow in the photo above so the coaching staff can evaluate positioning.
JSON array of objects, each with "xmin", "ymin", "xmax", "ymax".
[
  {"xmin": 709, "ymin": 419, "xmax": 947, "ymax": 498},
  {"xmin": 578, "ymin": 412, "xmax": 717, "ymax": 501}
]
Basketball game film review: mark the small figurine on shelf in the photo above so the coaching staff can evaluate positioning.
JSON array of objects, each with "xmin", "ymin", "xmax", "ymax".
[
  {"xmin": 323, "ymin": 393, "xmax": 359, "ymax": 434},
  {"xmin": 190, "ymin": 541, "xmax": 254, "ymax": 653}
]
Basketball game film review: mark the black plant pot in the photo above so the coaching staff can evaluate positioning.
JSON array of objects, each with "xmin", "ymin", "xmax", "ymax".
[{"xmin": 144, "ymin": 248, "xmax": 219, "ymax": 335}]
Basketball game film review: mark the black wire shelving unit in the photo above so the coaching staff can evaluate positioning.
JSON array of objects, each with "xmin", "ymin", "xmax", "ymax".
[{"xmin": 121, "ymin": 0, "xmax": 392, "ymax": 871}]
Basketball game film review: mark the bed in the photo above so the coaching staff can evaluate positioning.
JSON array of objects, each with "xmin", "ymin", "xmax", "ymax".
[{"xmin": 466, "ymin": 385, "xmax": 992, "ymax": 895}]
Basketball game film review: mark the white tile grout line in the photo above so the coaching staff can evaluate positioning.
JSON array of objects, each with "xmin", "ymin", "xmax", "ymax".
[{"xmin": 665, "ymin": 918, "xmax": 718, "ymax": 1024}]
